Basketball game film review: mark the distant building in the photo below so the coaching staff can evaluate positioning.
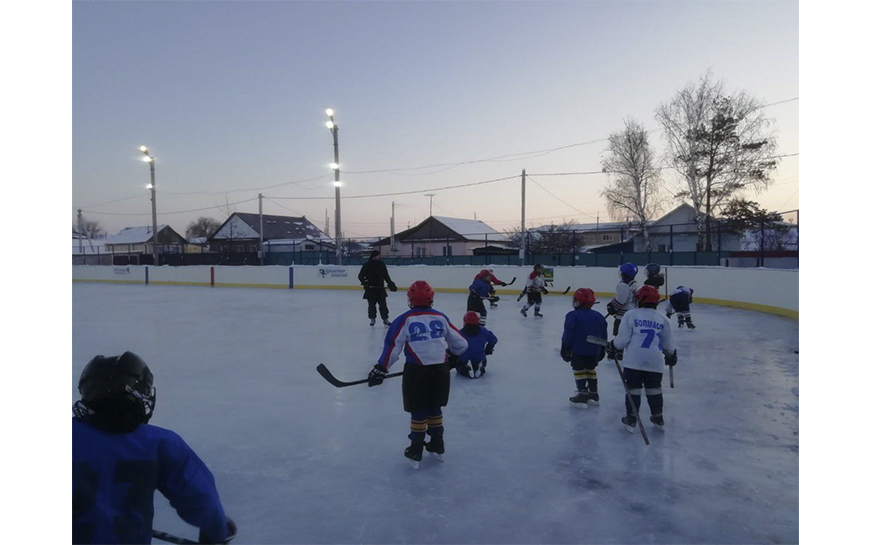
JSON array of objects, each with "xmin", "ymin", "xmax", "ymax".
[
  {"xmin": 104, "ymin": 225, "xmax": 188, "ymax": 259},
  {"xmin": 633, "ymin": 203, "xmax": 743, "ymax": 252},
  {"xmin": 371, "ymin": 216, "xmax": 512, "ymax": 257},
  {"xmin": 527, "ymin": 220, "xmax": 631, "ymax": 252},
  {"xmin": 207, "ymin": 213, "xmax": 331, "ymax": 253}
]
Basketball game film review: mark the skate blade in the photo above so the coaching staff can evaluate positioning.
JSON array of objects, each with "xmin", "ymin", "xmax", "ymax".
[
  {"xmin": 570, "ymin": 402, "xmax": 588, "ymax": 409},
  {"xmin": 406, "ymin": 458, "xmax": 420, "ymax": 469},
  {"xmin": 587, "ymin": 399, "xmax": 599, "ymax": 406},
  {"xmin": 622, "ymin": 423, "xmax": 636, "ymax": 434},
  {"xmin": 429, "ymin": 451, "xmax": 444, "ymax": 463}
]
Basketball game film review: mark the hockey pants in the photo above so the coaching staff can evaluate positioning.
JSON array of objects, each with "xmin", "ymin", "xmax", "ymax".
[{"xmin": 621, "ymin": 367, "xmax": 664, "ymax": 417}]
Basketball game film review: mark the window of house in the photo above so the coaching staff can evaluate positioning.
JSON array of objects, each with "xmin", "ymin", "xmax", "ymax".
[
  {"xmin": 304, "ymin": 243, "xmax": 315, "ymax": 250},
  {"xmin": 442, "ymin": 245, "xmax": 453, "ymax": 256},
  {"xmin": 658, "ymin": 244, "xmax": 667, "ymax": 252},
  {"xmin": 602, "ymin": 233, "xmax": 614, "ymax": 242},
  {"xmin": 416, "ymin": 247, "xmax": 426, "ymax": 257}
]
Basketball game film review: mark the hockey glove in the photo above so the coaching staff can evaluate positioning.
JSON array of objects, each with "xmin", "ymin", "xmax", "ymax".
[
  {"xmin": 597, "ymin": 347, "xmax": 606, "ymax": 362},
  {"xmin": 542, "ymin": 288, "xmax": 549, "ymax": 295},
  {"xmin": 368, "ymin": 365, "xmax": 387, "ymax": 387},
  {"xmin": 485, "ymin": 345, "xmax": 494, "ymax": 356},
  {"xmin": 560, "ymin": 345, "xmax": 572, "ymax": 362},
  {"xmin": 500, "ymin": 282, "xmax": 508, "ymax": 287},
  {"xmin": 448, "ymin": 354, "xmax": 462, "ymax": 369},
  {"xmin": 664, "ymin": 349, "xmax": 678, "ymax": 367},
  {"xmin": 606, "ymin": 341, "xmax": 623, "ymax": 361},
  {"xmin": 606, "ymin": 302, "xmax": 618, "ymax": 316},
  {"xmin": 199, "ymin": 517, "xmax": 237, "ymax": 544},
  {"xmin": 666, "ymin": 311, "xmax": 674, "ymax": 319},
  {"xmin": 388, "ymin": 283, "xmax": 398, "ymax": 292}
]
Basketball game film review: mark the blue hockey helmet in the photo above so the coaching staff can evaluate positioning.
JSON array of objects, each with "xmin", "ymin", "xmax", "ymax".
[
  {"xmin": 645, "ymin": 263, "xmax": 661, "ymax": 278},
  {"xmin": 619, "ymin": 262, "xmax": 638, "ymax": 280}
]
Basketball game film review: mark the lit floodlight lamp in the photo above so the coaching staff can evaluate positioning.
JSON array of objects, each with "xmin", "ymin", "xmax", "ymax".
[
  {"xmin": 333, "ymin": 181, "xmax": 342, "ymax": 187},
  {"xmin": 326, "ymin": 108, "xmax": 334, "ymax": 117},
  {"xmin": 139, "ymin": 145, "xmax": 148, "ymax": 153},
  {"xmin": 326, "ymin": 120, "xmax": 334, "ymax": 129},
  {"xmin": 330, "ymin": 162, "xmax": 339, "ymax": 170},
  {"xmin": 142, "ymin": 156, "xmax": 154, "ymax": 163},
  {"xmin": 147, "ymin": 183, "xmax": 154, "ymax": 189}
]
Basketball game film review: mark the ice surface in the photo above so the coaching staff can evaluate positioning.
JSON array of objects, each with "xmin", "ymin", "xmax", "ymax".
[{"xmin": 72, "ymin": 284, "xmax": 798, "ymax": 544}]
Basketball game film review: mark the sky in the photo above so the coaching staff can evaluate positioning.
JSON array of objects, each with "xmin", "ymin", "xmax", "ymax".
[{"xmin": 71, "ymin": 0, "xmax": 799, "ymax": 239}]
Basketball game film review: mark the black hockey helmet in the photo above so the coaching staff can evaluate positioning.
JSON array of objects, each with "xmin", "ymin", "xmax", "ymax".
[{"xmin": 75, "ymin": 351, "xmax": 156, "ymax": 431}]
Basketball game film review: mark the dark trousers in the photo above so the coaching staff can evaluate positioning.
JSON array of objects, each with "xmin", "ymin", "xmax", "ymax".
[
  {"xmin": 621, "ymin": 367, "xmax": 664, "ymax": 417},
  {"xmin": 466, "ymin": 293, "xmax": 488, "ymax": 324},
  {"xmin": 366, "ymin": 289, "xmax": 389, "ymax": 320},
  {"xmin": 571, "ymin": 355, "xmax": 599, "ymax": 393}
]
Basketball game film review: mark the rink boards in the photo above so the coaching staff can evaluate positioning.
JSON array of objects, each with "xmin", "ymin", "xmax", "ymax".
[{"xmin": 72, "ymin": 264, "xmax": 798, "ymax": 318}]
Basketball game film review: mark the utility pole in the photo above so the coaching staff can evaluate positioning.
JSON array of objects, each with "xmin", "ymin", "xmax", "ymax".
[
  {"xmin": 390, "ymin": 201, "xmax": 396, "ymax": 254},
  {"xmin": 425, "ymin": 194, "xmax": 435, "ymax": 217},
  {"xmin": 140, "ymin": 146, "xmax": 159, "ymax": 266},
  {"xmin": 521, "ymin": 169, "xmax": 526, "ymax": 266},
  {"xmin": 325, "ymin": 209, "xmax": 330, "ymax": 237},
  {"xmin": 77, "ymin": 209, "xmax": 84, "ymax": 255},
  {"xmin": 258, "ymin": 193, "xmax": 264, "ymax": 265},
  {"xmin": 326, "ymin": 109, "xmax": 342, "ymax": 265}
]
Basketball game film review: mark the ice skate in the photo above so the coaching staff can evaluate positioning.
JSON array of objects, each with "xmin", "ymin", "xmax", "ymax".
[
  {"xmin": 534, "ymin": 311, "xmax": 544, "ymax": 318},
  {"xmin": 685, "ymin": 318, "xmax": 696, "ymax": 330},
  {"xmin": 405, "ymin": 442, "xmax": 424, "ymax": 469},
  {"xmin": 621, "ymin": 415, "xmax": 637, "ymax": 434},
  {"xmin": 650, "ymin": 414, "xmax": 665, "ymax": 431},
  {"xmin": 425, "ymin": 436, "xmax": 444, "ymax": 463},
  {"xmin": 383, "ymin": 318, "xmax": 391, "ymax": 326},
  {"xmin": 569, "ymin": 390, "xmax": 589, "ymax": 408},
  {"xmin": 520, "ymin": 307, "xmax": 528, "ymax": 318},
  {"xmin": 370, "ymin": 318, "xmax": 376, "ymax": 326},
  {"xmin": 587, "ymin": 392, "xmax": 600, "ymax": 406}
]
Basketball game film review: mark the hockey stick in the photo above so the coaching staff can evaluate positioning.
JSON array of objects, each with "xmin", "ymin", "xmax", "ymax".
[
  {"xmin": 152, "ymin": 530, "xmax": 199, "ymax": 545},
  {"xmin": 517, "ymin": 288, "xmax": 527, "ymax": 302},
  {"xmin": 561, "ymin": 286, "xmax": 571, "ymax": 295},
  {"xmin": 316, "ymin": 363, "xmax": 402, "ymax": 388},
  {"xmin": 505, "ymin": 276, "xmax": 517, "ymax": 286},
  {"xmin": 669, "ymin": 365, "xmax": 674, "ymax": 389},
  {"xmin": 586, "ymin": 336, "xmax": 650, "ymax": 446}
]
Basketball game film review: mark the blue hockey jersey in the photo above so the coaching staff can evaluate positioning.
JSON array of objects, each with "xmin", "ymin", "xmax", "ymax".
[
  {"xmin": 73, "ymin": 417, "xmax": 229, "ymax": 544},
  {"xmin": 561, "ymin": 308, "xmax": 608, "ymax": 357},
  {"xmin": 469, "ymin": 277, "xmax": 492, "ymax": 298},
  {"xmin": 459, "ymin": 326, "xmax": 498, "ymax": 363}
]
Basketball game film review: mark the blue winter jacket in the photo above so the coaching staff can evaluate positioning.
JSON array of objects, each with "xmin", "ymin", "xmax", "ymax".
[
  {"xmin": 459, "ymin": 325, "xmax": 498, "ymax": 363},
  {"xmin": 561, "ymin": 308, "xmax": 608, "ymax": 357},
  {"xmin": 73, "ymin": 417, "xmax": 229, "ymax": 544}
]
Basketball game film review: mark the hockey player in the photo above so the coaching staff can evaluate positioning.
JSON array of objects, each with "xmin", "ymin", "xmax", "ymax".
[
  {"xmin": 520, "ymin": 263, "xmax": 548, "ymax": 318},
  {"xmin": 450, "ymin": 311, "xmax": 498, "ymax": 379},
  {"xmin": 73, "ymin": 352, "xmax": 236, "ymax": 544},
  {"xmin": 560, "ymin": 288, "xmax": 608, "ymax": 407},
  {"xmin": 358, "ymin": 250, "xmax": 398, "ymax": 326},
  {"xmin": 606, "ymin": 262, "xmax": 638, "ymax": 336},
  {"xmin": 475, "ymin": 268, "xmax": 509, "ymax": 309},
  {"xmin": 643, "ymin": 263, "xmax": 665, "ymax": 289},
  {"xmin": 468, "ymin": 272, "xmax": 493, "ymax": 325},
  {"xmin": 606, "ymin": 285, "xmax": 678, "ymax": 431},
  {"xmin": 665, "ymin": 285, "xmax": 695, "ymax": 329},
  {"xmin": 368, "ymin": 281, "xmax": 469, "ymax": 467}
]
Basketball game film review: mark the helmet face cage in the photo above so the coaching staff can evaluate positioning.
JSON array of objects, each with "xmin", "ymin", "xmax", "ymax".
[{"xmin": 76, "ymin": 352, "xmax": 157, "ymax": 425}]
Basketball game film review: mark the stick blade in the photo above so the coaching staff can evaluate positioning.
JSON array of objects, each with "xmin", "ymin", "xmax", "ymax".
[
  {"xmin": 316, "ymin": 363, "xmax": 348, "ymax": 387},
  {"xmin": 586, "ymin": 335, "xmax": 608, "ymax": 347}
]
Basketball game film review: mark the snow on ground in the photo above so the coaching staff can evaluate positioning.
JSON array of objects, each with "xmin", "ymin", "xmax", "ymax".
[{"xmin": 72, "ymin": 283, "xmax": 799, "ymax": 544}]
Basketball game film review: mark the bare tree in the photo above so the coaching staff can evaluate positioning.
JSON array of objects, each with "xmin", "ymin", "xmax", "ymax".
[
  {"xmin": 656, "ymin": 71, "xmax": 779, "ymax": 249},
  {"xmin": 73, "ymin": 218, "xmax": 105, "ymax": 238},
  {"xmin": 600, "ymin": 118, "xmax": 665, "ymax": 251},
  {"xmin": 185, "ymin": 217, "xmax": 221, "ymax": 239},
  {"xmin": 217, "ymin": 194, "xmax": 237, "ymax": 218},
  {"xmin": 506, "ymin": 221, "xmax": 580, "ymax": 255}
]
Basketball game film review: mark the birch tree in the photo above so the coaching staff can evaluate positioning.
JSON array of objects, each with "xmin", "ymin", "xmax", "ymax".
[
  {"xmin": 656, "ymin": 71, "xmax": 779, "ymax": 249},
  {"xmin": 600, "ymin": 118, "xmax": 665, "ymax": 251}
]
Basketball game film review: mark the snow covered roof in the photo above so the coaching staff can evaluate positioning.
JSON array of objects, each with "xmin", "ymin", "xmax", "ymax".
[
  {"xmin": 210, "ymin": 213, "xmax": 329, "ymax": 241},
  {"xmin": 107, "ymin": 225, "xmax": 168, "ymax": 245},
  {"xmin": 430, "ymin": 216, "xmax": 508, "ymax": 241},
  {"xmin": 529, "ymin": 221, "xmax": 626, "ymax": 233},
  {"xmin": 72, "ymin": 239, "xmax": 108, "ymax": 254}
]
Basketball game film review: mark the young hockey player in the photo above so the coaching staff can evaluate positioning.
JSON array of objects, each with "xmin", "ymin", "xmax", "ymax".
[
  {"xmin": 643, "ymin": 263, "xmax": 665, "ymax": 288},
  {"xmin": 606, "ymin": 285, "xmax": 678, "ymax": 431},
  {"xmin": 73, "ymin": 352, "xmax": 236, "ymax": 544},
  {"xmin": 665, "ymin": 285, "xmax": 695, "ymax": 329},
  {"xmin": 606, "ymin": 262, "xmax": 638, "ymax": 336},
  {"xmin": 368, "ymin": 281, "xmax": 469, "ymax": 467},
  {"xmin": 358, "ymin": 250, "xmax": 398, "ymax": 326},
  {"xmin": 560, "ymin": 288, "xmax": 608, "ymax": 407},
  {"xmin": 450, "ymin": 311, "xmax": 498, "ymax": 379},
  {"xmin": 520, "ymin": 263, "xmax": 548, "ymax": 318},
  {"xmin": 468, "ymin": 272, "xmax": 493, "ymax": 325},
  {"xmin": 475, "ymin": 268, "xmax": 508, "ymax": 309}
]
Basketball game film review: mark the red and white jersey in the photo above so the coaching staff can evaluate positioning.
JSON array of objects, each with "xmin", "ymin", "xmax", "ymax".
[
  {"xmin": 377, "ymin": 308, "xmax": 468, "ymax": 371},
  {"xmin": 610, "ymin": 280, "xmax": 638, "ymax": 316},
  {"xmin": 613, "ymin": 307, "xmax": 675, "ymax": 373},
  {"xmin": 525, "ymin": 273, "xmax": 546, "ymax": 292}
]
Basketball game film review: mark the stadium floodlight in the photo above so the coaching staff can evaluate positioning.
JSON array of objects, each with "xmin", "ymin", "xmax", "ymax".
[
  {"xmin": 326, "ymin": 109, "xmax": 342, "ymax": 264},
  {"xmin": 325, "ymin": 108, "xmax": 334, "ymax": 117},
  {"xmin": 140, "ymin": 145, "xmax": 159, "ymax": 266}
]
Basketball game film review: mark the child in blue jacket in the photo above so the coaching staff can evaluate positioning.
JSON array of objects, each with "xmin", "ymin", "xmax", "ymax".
[
  {"xmin": 561, "ymin": 289, "xmax": 608, "ymax": 408},
  {"xmin": 73, "ymin": 352, "xmax": 236, "ymax": 544},
  {"xmin": 451, "ymin": 311, "xmax": 498, "ymax": 378}
]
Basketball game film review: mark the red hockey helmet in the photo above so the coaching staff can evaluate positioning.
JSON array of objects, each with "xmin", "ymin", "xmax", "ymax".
[
  {"xmin": 636, "ymin": 285, "xmax": 660, "ymax": 306},
  {"xmin": 572, "ymin": 288, "xmax": 596, "ymax": 308},
  {"xmin": 463, "ymin": 311, "xmax": 481, "ymax": 326},
  {"xmin": 407, "ymin": 280, "xmax": 435, "ymax": 307}
]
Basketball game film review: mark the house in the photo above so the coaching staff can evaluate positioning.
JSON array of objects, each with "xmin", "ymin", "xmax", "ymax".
[
  {"xmin": 527, "ymin": 220, "xmax": 631, "ymax": 252},
  {"xmin": 631, "ymin": 203, "xmax": 744, "ymax": 252},
  {"xmin": 207, "ymin": 213, "xmax": 331, "ymax": 253},
  {"xmin": 105, "ymin": 225, "xmax": 188, "ymax": 259},
  {"xmin": 371, "ymin": 216, "xmax": 512, "ymax": 257}
]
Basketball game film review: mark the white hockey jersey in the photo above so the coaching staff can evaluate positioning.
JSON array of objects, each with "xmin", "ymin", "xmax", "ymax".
[
  {"xmin": 525, "ymin": 273, "xmax": 546, "ymax": 292},
  {"xmin": 377, "ymin": 308, "xmax": 468, "ymax": 370},
  {"xmin": 610, "ymin": 280, "xmax": 638, "ymax": 316},
  {"xmin": 613, "ymin": 307, "xmax": 675, "ymax": 373}
]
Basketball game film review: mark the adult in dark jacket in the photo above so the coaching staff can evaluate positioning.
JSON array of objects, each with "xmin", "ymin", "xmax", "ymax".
[{"xmin": 358, "ymin": 250, "xmax": 397, "ymax": 326}]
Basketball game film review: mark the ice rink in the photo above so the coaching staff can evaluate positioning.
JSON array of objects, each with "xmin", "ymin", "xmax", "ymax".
[{"xmin": 72, "ymin": 282, "xmax": 799, "ymax": 544}]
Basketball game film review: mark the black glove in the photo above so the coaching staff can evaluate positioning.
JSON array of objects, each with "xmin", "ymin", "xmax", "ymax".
[
  {"xmin": 200, "ymin": 517, "xmax": 237, "ymax": 544},
  {"xmin": 500, "ymin": 282, "xmax": 508, "ymax": 287},
  {"xmin": 666, "ymin": 311, "xmax": 674, "ymax": 319},
  {"xmin": 560, "ymin": 346, "xmax": 572, "ymax": 362},
  {"xmin": 606, "ymin": 302, "xmax": 618, "ymax": 316},
  {"xmin": 606, "ymin": 341, "xmax": 623, "ymax": 361},
  {"xmin": 542, "ymin": 288, "xmax": 549, "ymax": 295},
  {"xmin": 388, "ymin": 283, "xmax": 397, "ymax": 292},
  {"xmin": 485, "ymin": 345, "xmax": 494, "ymax": 356},
  {"xmin": 368, "ymin": 366, "xmax": 387, "ymax": 387},
  {"xmin": 448, "ymin": 354, "xmax": 462, "ymax": 369},
  {"xmin": 665, "ymin": 349, "xmax": 678, "ymax": 367},
  {"xmin": 597, "ymin": 347, "xmax": 606, "ymax": 362}
]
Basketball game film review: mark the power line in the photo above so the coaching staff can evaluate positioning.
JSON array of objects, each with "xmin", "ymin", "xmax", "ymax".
[
  {"xmin": 81, "ymin": 197, "xmax": 259, "ymax": 217},
  {"xmin": 527, "ymin": 175, "xmax": 598, "ymax": 221},
  {"xmin": 267, "ymin": 174, "xmax": 520, "ymax": 201}
]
